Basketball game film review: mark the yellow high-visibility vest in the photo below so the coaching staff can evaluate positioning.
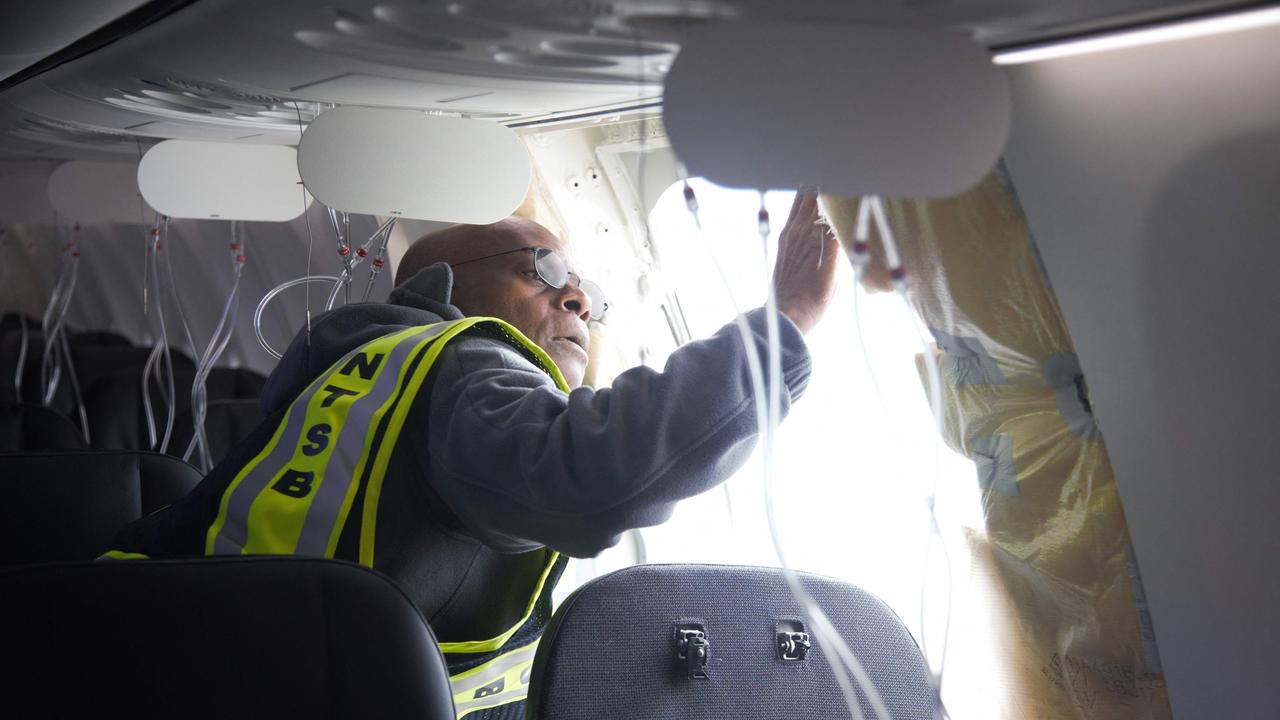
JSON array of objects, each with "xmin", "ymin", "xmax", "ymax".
[{"xmin": 108, "ymin": 317, "xmax": 570, "ymax": 719}]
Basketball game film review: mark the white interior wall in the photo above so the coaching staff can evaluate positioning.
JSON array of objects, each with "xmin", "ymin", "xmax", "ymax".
[{"xmin": 1003, "ymin": 22, "xmax": 1280, "ymax": 718}]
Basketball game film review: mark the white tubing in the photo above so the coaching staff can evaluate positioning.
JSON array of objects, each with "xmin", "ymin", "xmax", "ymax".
[
  {"xmin": 759, "ymin": 196, "xmax": 892, "ymax": 720},
  {"xmin": 185, "ymin": 256, "xmax": 244, "ymax": 471},
  {"xmin": 683, "ymin": 182, "xmax": 890, "ymax": 720},
  {"xmin": 152, "ymin": 237, "xmax": 176, "ymax": 454},
  {"xmin": 183, "ymin": 224, "xmax": 246, "ymax": 470},
  {"xmin": 40, "ymin": 247, "xmax": 76, "ymax": 404},
  {"xmin": 43, "ymin": 252, "xmax": 80, "ymax": 405},
  {"xmin": 14, "ymin": 315, "xmax": 29, "ymax": 402},
  {"xmin": 254, "ymin": 275, "xmax": 341, "ymax": 359},
  {"xmin": 58, "ymin": 328, "xmax": 89, "ymax": 444},
  {"xmin": 862, "ymin": 195, "xmax": 952, "ymax": 716},
  {"xmin": 325, "ymin": 217, "xmax": 397, "ymax": 310}
]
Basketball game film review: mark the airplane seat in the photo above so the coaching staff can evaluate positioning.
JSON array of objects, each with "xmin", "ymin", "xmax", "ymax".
[
  {"xmin": 81, "ymin": 359, "xmax": 263, "ymax": 452},
  {"xmin": 528, "ymin": 564, "xmax": 938, "ymax": 720},
  {"xmin": 81, "ymin": 351, "xmax": 198, "ymax": 451},
  {"xmin": 0, "ymin": 328, "xmax": 59, "ymax": 409},
  {"xmin": 170, "ymin": 398, "xmax": 265, "ymax": 467},
  {"xmin": 70, "ymin": 329, "xmax": 133, "ymax": 348},
  {"xmin": 1, "ymin": 336, "xmax": 183, "ymax": 418},
  {"xmin": 0, "ymin": 450, "xmax": 200, "ymax": 569},
  {"xmin": 0, "ymin": 402, "xmax": 87, "ymax": 450},
  {"xmin": 205, "ymin": 366, "xmax": 268, "ymax": 399},
  {"xmin": 0, "ymin": 557, "xmax": 457, "ymax": 720}
]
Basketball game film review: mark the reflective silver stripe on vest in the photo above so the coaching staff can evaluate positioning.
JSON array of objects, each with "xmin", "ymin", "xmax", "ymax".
[
  {"xmin": 293, "ymin": 323, "xmax": 450, "ymax": 555},
  {"xmin": 212, "ymin": 325, "xmax": 445, "ymax": 554},
  {"xmin": 450, "ymin": 640, "xmax": 540, "ymax": 718},
  {"xmin": 212, "ymin": 366, "xmax": 342, "ymax": 554}
]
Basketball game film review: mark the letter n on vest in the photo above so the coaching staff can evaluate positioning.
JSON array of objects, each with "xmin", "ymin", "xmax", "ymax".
[{"xmin": 341, "ymin": 351, "xmax": 385, "ymax": 381}]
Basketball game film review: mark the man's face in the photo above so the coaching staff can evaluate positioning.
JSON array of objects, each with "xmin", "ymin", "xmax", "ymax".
[{"xmin": 448, "ymin": 218, "xmax": 592, "ymax": 389}]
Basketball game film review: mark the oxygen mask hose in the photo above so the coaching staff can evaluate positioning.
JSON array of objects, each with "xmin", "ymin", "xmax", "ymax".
[
  {"xmin": 681, "ymin": 182, "xmax": 890, "ymax": 720},
  {"xmin": 859, "ymin": 195, "xmax": 952, "ymax": 717},
  {"xmin": 186, "ymin": 226, "xmax": 247, "ymax": 471},
  {"xmin": 361, "ymin": 217, "xmax": 397, "ymax": 301},
  {"xmin": 761, "ymin": 190, "xmax": 893, "ymax": 720},
  {"xmin": 255, "ymin": 275, "xmax": 341, "ymax": 359},
  {"xmin": 41, "ymin": 228, "xmax": 80, "ymax": 405}
]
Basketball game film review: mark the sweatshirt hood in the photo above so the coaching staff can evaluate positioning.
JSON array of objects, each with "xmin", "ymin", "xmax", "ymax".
[{"xmin": 260, "ymin": 262, "xmax": 465, "ymax": 414}]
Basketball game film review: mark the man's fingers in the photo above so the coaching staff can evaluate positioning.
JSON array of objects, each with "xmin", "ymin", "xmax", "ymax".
[{"xmin": 783, "ymin": 187, "xmax": 816, "ymax": 228}]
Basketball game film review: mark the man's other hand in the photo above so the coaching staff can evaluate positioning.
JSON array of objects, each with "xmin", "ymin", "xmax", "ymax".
[{"xmin": 774, "ymin": 188, "xmax": 840, "ymax": 335}]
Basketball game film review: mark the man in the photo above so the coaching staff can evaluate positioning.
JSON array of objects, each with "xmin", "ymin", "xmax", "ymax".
[{"xmin": 108, "ymin": 190, "xmax": 838, "ymax": 718}]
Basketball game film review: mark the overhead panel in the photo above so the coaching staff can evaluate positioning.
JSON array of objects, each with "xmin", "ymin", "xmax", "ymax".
[
  {"xmin": 663, "ymin": 20, "xmax": 1011, "ymax": 197},
  {"xmin": 48, "ymin": 160, "xmax": 153, "ymax": 224},
  {"xmin": 297, "ymin": 107, "xmax": 530, "ymax": 223},
  {"xmin": 0, "ymin": 161, "xmax": 58, "ymax": 224},
  {"xmin": 138, "ymin": 140, "xmax": 310, "ymax": 221}
]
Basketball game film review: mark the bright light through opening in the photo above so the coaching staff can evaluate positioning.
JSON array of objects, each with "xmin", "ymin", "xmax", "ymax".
[
  {"xmin": 993, "ymin": 5, "xmax": 1280, "ymax": 64},
  {"xmin": 562, "ymin": 178, "xmax": 1007, "ymax": 717}
]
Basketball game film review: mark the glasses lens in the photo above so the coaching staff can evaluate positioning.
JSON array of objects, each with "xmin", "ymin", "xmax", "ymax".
[
  {"xmin": 533, "ymin": 248, "xmax": 569, "ymax": 288},
  {"xmin": 580, "ymin": 278, "xmax": 608, "ymax": 320}
]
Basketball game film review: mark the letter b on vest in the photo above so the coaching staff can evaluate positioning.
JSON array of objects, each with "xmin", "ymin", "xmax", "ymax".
[{"xmin": 272, "ymin": 469, "xmax": 316, "ymax": 498}]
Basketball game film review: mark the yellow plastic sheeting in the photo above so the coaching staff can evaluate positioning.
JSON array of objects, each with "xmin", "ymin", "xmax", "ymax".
[{"xmin": 822, "ymin": 171, "xmax": 1170, "ymax": 719}]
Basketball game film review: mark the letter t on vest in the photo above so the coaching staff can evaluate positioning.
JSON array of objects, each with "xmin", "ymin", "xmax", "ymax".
[{"xmin": 320, "ymin": 384, "xmax": 360, "ymax": 408}]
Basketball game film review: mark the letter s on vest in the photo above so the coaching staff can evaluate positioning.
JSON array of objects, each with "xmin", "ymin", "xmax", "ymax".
[{"xmin": 301, "ymin": 423, "xmax": 332, "ymax": 456}]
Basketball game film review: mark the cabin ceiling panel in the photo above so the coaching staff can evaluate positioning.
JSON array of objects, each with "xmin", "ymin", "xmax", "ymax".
[{"xmin": 0, "ymin": 0, "xmax": 1250, "ymax": 159}]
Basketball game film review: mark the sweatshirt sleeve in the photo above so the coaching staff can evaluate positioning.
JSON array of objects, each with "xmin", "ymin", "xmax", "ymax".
[{"xmin": 425, "ymin": 307, "xmax": 812, "ymax": 558}]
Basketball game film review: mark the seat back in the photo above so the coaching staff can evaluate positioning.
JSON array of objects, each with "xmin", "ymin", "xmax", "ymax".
[
  {"xmin": 171, "ymin": 398, "xmax": 265, "ymax": 467},
  {"xmin": 0, "ymin": 403, "xmax": 87, "ymax": 450},
  {"xmin": 0, "ymin": 449, "xmax": 201, "ymax": 568},
  {"xmin": 0, "ymin": 557, "xmax": 456, "ymax": 720},
  {"xmin": 529, "ymin": 564, "xmax": 938, "ymax": 719}
]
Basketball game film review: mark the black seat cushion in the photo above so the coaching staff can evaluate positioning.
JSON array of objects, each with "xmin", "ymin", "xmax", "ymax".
[
  {"xmin": 0, "ymin": 450, "xmax": 201, "ymax": 568},
  {"xmin": 0, "ymin": 557, "xmax": 456, "ymax": 720},
  {"xmin": 205, "ymin": 366, "xmax": 268, "ymax": 399},
  {"xmin": 170, "ymin": 398, "xmax": 265, "ymax": 467},
  {"xmin": 84, "ymin": 363, "xmax": 197, "ymax": 450},
  {"xmin": 529, "ymin": 564, "xmax": 938, "ymax": 719},
  {"xmin": 0, "ymin": 403, "xmax": 86, "ymax": 450},
  {"xmin": 70, "ymin": 329, "xmax": 133, "ymax": 348}
]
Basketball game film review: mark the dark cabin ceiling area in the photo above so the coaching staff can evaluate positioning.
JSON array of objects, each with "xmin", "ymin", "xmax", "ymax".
[{"xmin": 0, "ymin": 0, "xmax": 1252, "ymax": 160}]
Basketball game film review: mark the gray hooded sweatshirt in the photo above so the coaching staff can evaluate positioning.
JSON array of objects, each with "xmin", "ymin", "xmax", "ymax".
[{"xmin": 112, "ymin": 262, "xmax": 812, "ymax": 643}]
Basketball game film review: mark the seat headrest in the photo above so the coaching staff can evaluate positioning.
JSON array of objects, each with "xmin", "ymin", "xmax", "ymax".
[
  {"xmin": 171, "ymin": 398, "xmax": 264, "ymax": 467},
  {"xmin": 206, "ymin": 366, "xmax": 268, "ymax": 399},
  {"xmin": 0, "ymin": 557, "xmax": 456, "ymax": 720},
  {"xmin": 0, "ymin": 403, "xmax": 86, "ymax": 450},
  {"xmin": 529, "ymin": 564, "xmax": 937, "ymax": 719},
  {"xmin": 0, "ymin": 449, "xmax": 201, "ymax": 568}
]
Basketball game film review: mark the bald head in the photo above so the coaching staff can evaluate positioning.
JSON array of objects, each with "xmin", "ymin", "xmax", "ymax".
[
  {"xmin": 394, "ymin": 216, "xmax": 552, "ymax": 287},
  {"xmin": 394, "ymin": 215, "xmax": 593, "ymax": 388}
]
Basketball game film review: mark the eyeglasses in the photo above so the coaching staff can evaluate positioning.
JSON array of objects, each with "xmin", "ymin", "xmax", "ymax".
[{"xmin": 451, "ymin": 246, "xmax": 609, "ymax": 320}]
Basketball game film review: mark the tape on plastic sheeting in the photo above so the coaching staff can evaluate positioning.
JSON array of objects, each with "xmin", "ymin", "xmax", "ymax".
[
  {"xmin": 1042, "ymin": 352, "xmax": 1101, "ymax": 440},
  {"xmin": 972, "ymin": 434, "xmax": 1020, "ymax": 497},
  {"xmin": 930, "ymin": 328, "xmax": 1009, "ymax": 386},
  {"xmin": 663, "ymin": 20, "xmax": 1011, "ymax": 198}
]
